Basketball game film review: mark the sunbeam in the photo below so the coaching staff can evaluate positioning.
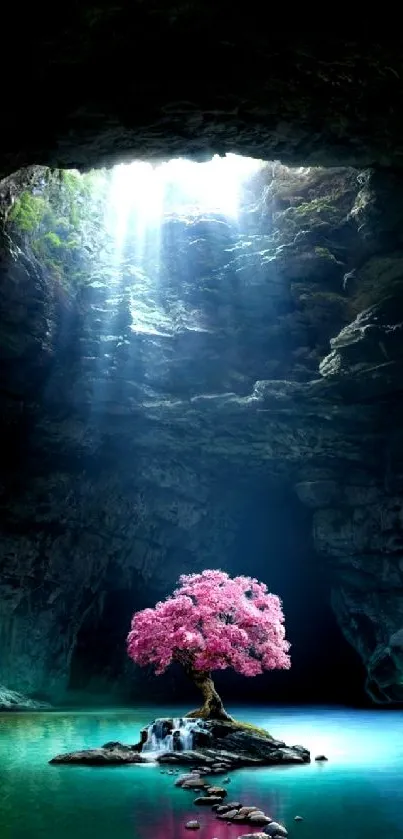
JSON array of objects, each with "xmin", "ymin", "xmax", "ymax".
[{"xmin": 107, "ymin": 154, "xmax": 263, "ymax": 240}]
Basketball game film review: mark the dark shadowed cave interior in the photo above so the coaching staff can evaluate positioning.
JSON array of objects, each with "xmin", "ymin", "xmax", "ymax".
[{"xmin": 68, "ymin": 486, "xmax": 366, "ymax": 706}]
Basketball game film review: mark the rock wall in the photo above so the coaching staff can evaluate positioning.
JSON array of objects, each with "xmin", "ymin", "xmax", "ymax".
[
  {"xmin": 302, "ymin": 171, "xmax": 403, "ymax": 702},
  {"xmin": 1, "ymin": 163, "xmax": 403, "ymax": 703}
]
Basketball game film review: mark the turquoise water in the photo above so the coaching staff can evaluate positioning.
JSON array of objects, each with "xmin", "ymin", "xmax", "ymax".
[{"xmin": 1, "ymin": 705, "xmax": 403, "ymax": 839}]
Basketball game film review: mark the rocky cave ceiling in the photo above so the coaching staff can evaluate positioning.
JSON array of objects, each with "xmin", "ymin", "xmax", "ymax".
[
  {"xmin": 2, "ymin": 25, "xmax": 403, "ymax": 708},
  {"xmin": 2, "ymin": 29, "xmax": 403, "ymax": 174}
]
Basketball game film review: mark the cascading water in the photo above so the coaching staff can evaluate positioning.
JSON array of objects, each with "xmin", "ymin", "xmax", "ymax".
[{"xmin": 142, "ymin": 718, "xmax": 202, "ymax": 753}]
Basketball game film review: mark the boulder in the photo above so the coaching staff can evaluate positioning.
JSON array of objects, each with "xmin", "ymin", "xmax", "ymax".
[
  {"xmin": 217, "ymin": 809, "xmax": 241, "ymax": 820},
  {"xmin": 249, "ymin": 815, "xmax": 272, "ymax": 825},
  {"xmin": 206, "ymin": 786, "xmax": 227, "ymax": 797},
  {"xmin": 175, "ymin": 773, "xmax": 202, "ymax": 786},
  {"xmin": 221, "ymin": 802, "xmax": 242, "ymax": 810},
  {"xmin": 0, "ymin": 685, "xmax": 50, "ymax": 711},
  {"xmin": 49, "ymin": 745, "xmax": 145, "ymax": 765},
  {"xmin": 264, "ymin": 823, "xmax": 288, "ymax": 837},
  {"xmin": 182, "ymin": 778, "xmax": 207, "ymax": 789}
]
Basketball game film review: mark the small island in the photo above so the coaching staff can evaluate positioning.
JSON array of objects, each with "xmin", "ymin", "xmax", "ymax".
[{"xmin": 51, "ymin": 571, "xmax": 310, "ymax": 770}]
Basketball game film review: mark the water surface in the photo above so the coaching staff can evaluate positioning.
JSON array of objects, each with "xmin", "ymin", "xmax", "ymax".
[{"xmin": 1, "ymin": 705, "xmax": 402, "ymax": 839}]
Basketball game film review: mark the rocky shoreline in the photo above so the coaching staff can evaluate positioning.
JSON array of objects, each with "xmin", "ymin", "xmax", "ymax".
[{"xmin": 0, "ymin": 686, "xmax": 51, "ymax": 712}]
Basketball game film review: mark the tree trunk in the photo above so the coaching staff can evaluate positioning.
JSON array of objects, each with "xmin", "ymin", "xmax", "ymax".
[{"xmin": 184, "ymin": 665, "xmax": 233, "ymax": 721}]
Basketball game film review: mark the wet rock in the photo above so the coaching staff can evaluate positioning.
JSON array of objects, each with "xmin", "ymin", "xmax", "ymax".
[
  {"xmin": 294, "ymin": 815, "xmax": 303, "ymax": 821},
  {"xmin": 182, "ymin": 778, "xmax": 207, "ymax": 789},
  {"xmin": 142, "ymin": 720, "xmax": 309, "ymax": 769},
  {"xmin": 0, "ymin": 685, "xmax": 50, "ymax": 711},
  {"xmin": 249, "ymin": 814, "xmax": 272, "ymax": 825},
  {"xmin": 185, "ymin": 821, "xmax": 200, "ymax": 830},
  {"xmin": 49, "ymin": 745, "xmax": 146, "ymax": 765},
  {"xmin": 175, "ymin": 773, "xmax": 202, "ymax": 786},
  {"xmin": 222, "ymin": 802, "xmax": 242, "ymax": 810},
  {"xmin": 315, "ymin": 754, "xmax": 328, "ymax": 761},
  {"xmin": 217, "ymin": 809, "xmax": 241, "ymax": 820},
  {"xmin": 200, "ymin": 721, "xmax": 310, "ymax": 766},
  {"xmin": 206, "ymin": 786, "xmax": 227, "ymax": 797},
  {"xmin": 264, "ymin": 823, "xmax": 288, "ymax": 837}
]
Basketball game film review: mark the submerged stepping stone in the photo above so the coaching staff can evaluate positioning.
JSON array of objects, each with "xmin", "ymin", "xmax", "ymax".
[
  {"xmin": 175, "ymin": 773, "xmax": 201, "ymax": 786},
  {"xmin": 185, "ymin": 821, "xmax": 200, "ymax": 830},
  {"xmin": 212, "ymin": 804, "xmax": 232, "ymax": 813},
  {"xmin": 206, "ymin": 786, "xmax": 227, "ymax": 797},
  {"xmin": 294, "ymin": 816, "xmax": 303, "ymax": 821},
  {"xmin": 217, "ymin": 809, "xmax": 240, "ymax": 820},
  {"xmin": 264, "ymin": 822, "xmax": 288, "ymax": 837},
  {"xmin": 249, "ymin": 814, "xmax": 272, "ymax": 825},
  {"xmin": 194, "ymin": 796, "xmax": 224, "ymax": 806},
  {"xmin": 223, "ymin": 802, "xmax": 241, "ymax": 810},
  {"xmin": 182, "ymin": 779, "xmax": 207, "ymax": 789}
]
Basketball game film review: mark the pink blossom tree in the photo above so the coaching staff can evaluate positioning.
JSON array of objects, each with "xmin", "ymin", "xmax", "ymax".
[{"xmin": 127, "ymin": 569, "xmax": 290, "ymax": 721}]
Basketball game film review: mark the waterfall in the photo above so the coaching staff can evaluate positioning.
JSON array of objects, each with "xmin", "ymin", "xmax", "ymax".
[{"xmin": 142, "ymin": 717, "xmax": 201, "ymax": 753}]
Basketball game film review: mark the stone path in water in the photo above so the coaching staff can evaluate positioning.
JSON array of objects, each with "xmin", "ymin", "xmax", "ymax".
[{"xmin": 172, "ymin": 768, "xmax": 292, "ymax": 838}]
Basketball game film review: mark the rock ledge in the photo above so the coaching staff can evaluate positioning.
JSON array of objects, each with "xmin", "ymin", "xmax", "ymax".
[{"xmin": 49, "ymin": 719, "xmax": 310, "ymax": 767}]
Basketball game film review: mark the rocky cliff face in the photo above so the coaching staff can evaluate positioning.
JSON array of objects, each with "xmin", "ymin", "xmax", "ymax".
[{"xmin": 1, "ymin": 162, "xmax": 403, "ymax": 704}]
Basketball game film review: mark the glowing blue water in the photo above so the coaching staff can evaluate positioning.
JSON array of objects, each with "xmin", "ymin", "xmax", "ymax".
[{"xmin": 1, "ymin": 705, "xmax": 403, "ymax": 839}]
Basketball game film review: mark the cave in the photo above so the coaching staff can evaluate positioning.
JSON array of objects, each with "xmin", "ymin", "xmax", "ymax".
[
  {"xmin": 2, "ymin": 23, "xmax": 403, "ymax": 839},
  {"xmin": 1, "ymin": 152, "xmax": 402, "ymax": 710}
]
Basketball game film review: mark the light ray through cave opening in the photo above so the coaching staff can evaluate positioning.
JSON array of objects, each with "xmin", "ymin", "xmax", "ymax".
[
  {"xmin": 106, "ymin": 153, "xmax": 264, "ymax": 241},
  {"xmin": 101, "ymin": 154, "xmax": 265, "ymax": 337}
]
